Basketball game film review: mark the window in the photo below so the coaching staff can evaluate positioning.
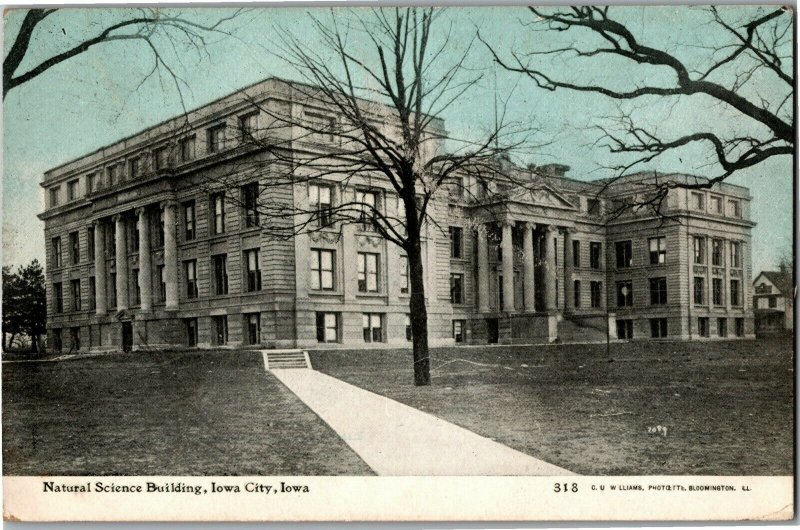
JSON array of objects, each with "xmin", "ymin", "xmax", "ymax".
[
  {"xmin": 711, "ymin": 195, "xmax": 723, "ymax": 214},
  {"xmin": 573, "ymin": 280, "xmax": 581, "ymax": 308},
  {"xmin": 52, "ymin": 329, "xmax": 62, "ymax": 352},
  {"xmin": 87, "ymin": 227, "xmax": 95, "ymax": 260},
  {"xmin": 179, "ymin": 136, "xmax": 196, "ymax": 163},
  {"xmin": 157, "ymin": 209, "xmax": 165, "ymax": 248},
  {"xmin": 107, "ymin": 165, "xmax": 118, "ymax": 187},
  {"xmin": 400, "ymin": 256, "xmax": 409, "ymax": 294},
  {"xmin": 70, "ymin": 279, "xmax": 81, "ymax": 311},
  {"xmin": 305, "ymin": 112, "xmax": 336, "ymax": 143},
  {"xmin": 453, "ymin": 320, "xmax": 465, "ymax": 343},
  {"xmin": 587, "ymin": 198, "xmax": 601, "ymax": 216},
  {"xmin": 616, "ymin": 280, "xmax": 633, "ymax": 307},
  {"xmin": 362, "ymin": 313, "xmax": 384, "ymax": 343},
  {"xmin": 648, "ymin": 236, "xmax": 666, "ymax": 264},
  {"xmin": 450, "ymin": 227, "xmax": 463, "ymax": 258},
  {"xmin": 693, "ymin": 236, "xmax": 706, "ymax": 264},
  {"xmin": 158, "ymin": 266, "xmax": 166, "ymax": 301},
  {"xmin": 615, "ymin": 241, "xmax": 632, "ymax": 268},
  {"xmin": 49, "ymin": 187, "xmax": 59, "ymax": 207},
  {"xmin": 52, "ymin": 237, "xmax": 62, "ymax": 268},
  {"xmin": 309, "ymin": 183, "xmax": 333, "ymax": 227},
  {"xmin": 450, "ymin": 273, "xmax": 464, "ymax": 304},
  {"xmin": 310, "ymin": 249, "xmax": 335, "ymax": 291},
  {"xmin": 67, "ymin": 179, "xmax": 79, "ymax": 201},
  {"xmin": 570, "ymin": 240, "xmax": 580, "ymax": 267},
  {"xmin": 211, "ymin": 193, "xmax": 225, "ymax": 234},
  {"xmin": 698, "ymin": 317, "xmax": 709, "ymax": 337},
  {"xmin": 589, "ymin": 242, "xmax": 602, "ymax": 269},
  {"xmin": 727, "ymin": 199, "xmax": 741, "ymax": 218},
  {"xmin": 239, "ymin": 112, "xmax": 257, "ymax": 139},
  {"xmin": 245, "ymin": 249, "xmax": 262, "ymax": 292},
  {"xmin": 590, "ymin": 281, "xmax": 602, "ymax": 308},
  {"xmin": 245, "ymin": 313, "xmax": 261, "ymax": 345},
  {"xmin": 86, "ymin": 173, "xmax": 96, "ymax": 194},
  {"xmin": 107, "ymin": 223, "xmax": 116, "ymax": 256},
  {"xmin": 315, "ymin": 313, "xmax": 339, "ymax": 343},
  {"xmin": 691, "ymin": 192, "xmax": 704, "ymax": 210},
  {"xmin": 717, "ymin": 318, "xmax": 728, "ymax": 337},
  {"xmin": 183, "ymin": 201, "xmax": 196, "ymax": 241},
  {"xmin": 730, "ymin": 242, "xmax": 741, "ymax": 268},
  {"xmin": 185, "ymin": 319, "xmax": 198, "ymax": 347},
  {"xmin": 357, "ymin": 252, "xmax": 379, "ymax": 292},
  {"xmin": 88, "ymin": 277, "xmax": 96, "ymax": 311},
  {"xmin": 242, "ymin": 182, "xmax": 260, "ymax": 227},
  {"xmin": 616, "ymin": 319, "xmax": 633, "ymax": 339},
  {"xmin": 355, "ymin": 189, "xmax": 378, "ymax": 228},
  {"xmin": 769, "ymin": 296, "xmax": 777, "ymax": 308},
  {"xmin": 54, "ymin": 282, "xmax": 63, "ymax": 313},
  {"xmin": 693, "ymin": 277, "xmax": 705, "ymax": 305},
  {"xmin": 649, "ymin": 277, "xmax": 667, "ymax": 305},
  {"xmin": 405, "ymin": 315, "xmax": 412, "ymax": 341},
  {"xmin": 730, "ymin": 279, "xmax": 741, "ymax": 306},
  {"xmin": 109, "ymin": 273, "xmax": 117, "ymax": 308},
  {"xmin": 498, "ymin": 275, "xmax": 504, "ymax": 310},
  {"xmin": 735, "ymin": 318, "xmax": 745, "ymax": 337},
  {"xmin": 650, "ymin": 318, "xmax": 668, "ymax": 338},
  {"xmin": 128, "ymin": 157, "xmax": 139, "ymax": 179},
  {"xmin": 213, "ymin": 316, "xmax": 228, "ymax": 345},
  {"xmin": 69, "ymin": 231, "xmax": 80, "ymax": 264},
  {"xmin": 132, "ymin": 269, "xmax": 141, "ymax": 305},
  {"xmin": 207, "ymin": 125, "xmax": 225, "ymax": 153},
  {"xmin": 69, "ymin": 327, "xmax": 80, "ymax": 351},
  {"xmin": 712, "ymin": 278, "xmax": 723, "ymax": 305},
  {"xmin": 184, "ymin": 260, "xmax": 197, "ymax": 299},
  {"xmin": 213, "ymin": 254, "xmax": 229, "ymax": 296},
  {"xmin": 130, "ymin": 220, "xmax": 140, "ymax": 252},
  {"xmin": 712, "ymin": 239, "xmax": 724, "ymax": 266}
]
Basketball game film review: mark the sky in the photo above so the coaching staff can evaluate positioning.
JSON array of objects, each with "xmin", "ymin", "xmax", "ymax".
[{"xmin": 2, "ymin": 6, "xmax": 793, "ymax": 275}]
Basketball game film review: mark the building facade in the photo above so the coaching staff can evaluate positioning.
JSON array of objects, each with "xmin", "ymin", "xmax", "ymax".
[
  {"xmin": 39, "ymin": 78, "xmax": 756, "ymax": 352},
  {"xmin": 753, "ymin": 270, "xmax": 794, "ymax": 335}
]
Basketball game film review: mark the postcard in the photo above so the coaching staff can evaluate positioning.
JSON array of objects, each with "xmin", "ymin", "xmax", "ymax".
[{"xmin": 2, "ymin": 4, "xmax": 794, "ymax": 522}]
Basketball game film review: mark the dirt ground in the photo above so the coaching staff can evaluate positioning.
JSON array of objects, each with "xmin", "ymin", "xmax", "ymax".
[
  {"xmin": 3, "ymin": 350, "xmax": 372, "ymax": 476},
  {"xmin": 311, "ymin": 337, "xmax": 794, "ymax": 475}
]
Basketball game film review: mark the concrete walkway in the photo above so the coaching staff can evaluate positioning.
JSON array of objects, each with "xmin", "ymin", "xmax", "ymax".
[{"xmin": 270, "ymin": 369, "xmax": 573, "ymax": 476}]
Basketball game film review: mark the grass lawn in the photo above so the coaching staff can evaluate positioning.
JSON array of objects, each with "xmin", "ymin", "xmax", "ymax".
[
  {"xmin": 3, "ymin": 350, "xmax": 372, "ymax": 476},
  {"xmin": 310, "ymin": 337, "xmax": 794, "ymax": 475}
]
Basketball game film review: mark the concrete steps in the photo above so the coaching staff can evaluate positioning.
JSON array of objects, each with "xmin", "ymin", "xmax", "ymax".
[{"xmin": 261, "ymin": 349, "xmax": 312, "ymax": 370}]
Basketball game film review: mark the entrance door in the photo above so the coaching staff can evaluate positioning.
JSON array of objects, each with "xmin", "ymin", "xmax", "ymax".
[
  {"xmin": 121, "ymin": 322, "xmax": 133, "ymax": 352},
  {"xmin": 486, "ymin": 318, "xmax": 499, "ymax": 344}
]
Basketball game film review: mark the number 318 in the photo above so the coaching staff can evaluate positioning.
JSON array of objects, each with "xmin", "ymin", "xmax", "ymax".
[{"xmin": 554, "ymin": 483, "xmax": 578, "ymax": 493}]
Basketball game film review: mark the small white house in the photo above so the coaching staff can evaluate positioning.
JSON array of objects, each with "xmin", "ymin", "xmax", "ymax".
[{"xmin": 753, "ymin": 270, "xmax": 794, "ymax": 335}]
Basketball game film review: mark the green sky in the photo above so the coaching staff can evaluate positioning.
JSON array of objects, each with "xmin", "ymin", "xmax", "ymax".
[{"xmin": 3, "ymin": 6, "xmax": 793, "ymax": 275}]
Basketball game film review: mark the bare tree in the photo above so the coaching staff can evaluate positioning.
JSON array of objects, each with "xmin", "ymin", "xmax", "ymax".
[
  {"xmin": 3, "ymin": 8, "xmax": 245, "ymax": 100},
  {"xmin": 482, "ymin": 6, "xmax": 794, "ymax": 204},
  {"xmin": 200, "ymin": 8, "xmax": 533, "ymax": 385}
]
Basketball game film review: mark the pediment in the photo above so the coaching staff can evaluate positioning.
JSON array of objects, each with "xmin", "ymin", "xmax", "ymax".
[{"xmin": 510, "ymin": 185, "xmax": 577, "ymax": 210}]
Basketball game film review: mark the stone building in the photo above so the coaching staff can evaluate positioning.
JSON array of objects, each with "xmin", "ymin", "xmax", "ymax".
[{"xmin": 39, "ymin": 78, "xmax": 756, "ymax": 352}]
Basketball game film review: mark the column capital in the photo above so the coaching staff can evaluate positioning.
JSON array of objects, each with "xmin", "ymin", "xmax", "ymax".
[
  {"xmin": 92, "ymin": 218, "xmax": 103, "ymax": 228},
  {"xmin": 135, "ymin": 206, "xmax": 148, "ymax": 217},
  {"xmin": 111, "ymin": 213, "xmax": 124, "ymax": 223},
  {"xmin": 159, "ymin": 199, "xmax": 177, "ymax": 210},
  {"xmin": 544, "ymin": 224, "xmax": 558, "ymax": 233},
  {"xmin": 561, "ymin": 226, "xmax": 575, "ymax": 235}
]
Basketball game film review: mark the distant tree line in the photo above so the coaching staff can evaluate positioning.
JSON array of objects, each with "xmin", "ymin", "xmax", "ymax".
[{"xmin": 3, "ymin": 260, "xmax": 46, "ymax": 353}]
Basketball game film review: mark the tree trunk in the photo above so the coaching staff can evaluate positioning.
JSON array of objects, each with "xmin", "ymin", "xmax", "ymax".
[{"xmin": 407, "ymin": 236, "xmax": 431, "ymax": 386}]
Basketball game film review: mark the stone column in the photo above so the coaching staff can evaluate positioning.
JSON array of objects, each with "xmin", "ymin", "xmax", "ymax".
[
  {"xmin": 563, "ymin": 228, "xmax": 574, "ymax": 311},
  {"xmin": 93, "ymin": 220, "xmax": 107, "ymax": 315},
  {"xmin": 544, "ymin": 225, "xmax": 557, "ymax": 311},
  {"xmin": 501, "ymin": 222, "xmax": 515, "ymax": 312},
  {"xmin": 136, "ymin": 207, "xmax": 152, "ymax": 312},
  {"xmin": 724, "ymin": 239, "xmax": 732, "ymax": 310},
  {"xmin": 113, "ymin": 214, "xmax": 129, "ymax": 310},
  {"xmin": 162, "ymin": 201, "xmax": 179, "ymax": 310},
  {"xmin": 523, "ymin": 222, "xmax": 535, "ymax": 312},
  {"xmin": 477, "ymin": 224, "xmax": 490, "ymax": 312}
]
